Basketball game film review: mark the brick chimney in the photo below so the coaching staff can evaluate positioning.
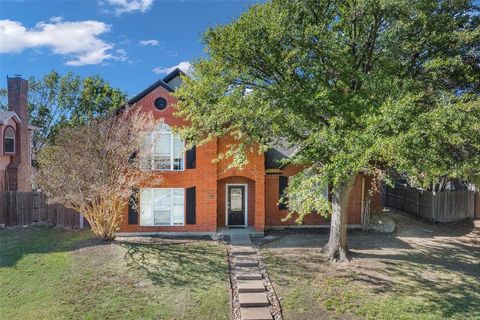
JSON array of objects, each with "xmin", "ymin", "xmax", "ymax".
[{"xmin": 6, "ymin": 75, "xmax": 32, "ymax": 191}]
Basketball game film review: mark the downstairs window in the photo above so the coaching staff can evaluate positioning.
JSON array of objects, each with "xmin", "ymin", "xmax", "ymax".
[{"xmin": 139, "ymin": 188, "xmax": 184, "ymax": 226}]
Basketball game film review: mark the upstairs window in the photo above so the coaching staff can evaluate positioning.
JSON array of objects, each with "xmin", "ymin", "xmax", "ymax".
[
  {"xmin": 4, "ymin": 127, "xmax": 15, "ymax": 154},
  {"xmin": 142, "ymin": 123, "xmax": 184, "ymax": 171}
]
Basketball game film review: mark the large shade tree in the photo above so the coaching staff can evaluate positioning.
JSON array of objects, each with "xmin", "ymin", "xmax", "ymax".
[{"xmin": 175, "ymin": 0, "xmax": 480, "ymax": 261}]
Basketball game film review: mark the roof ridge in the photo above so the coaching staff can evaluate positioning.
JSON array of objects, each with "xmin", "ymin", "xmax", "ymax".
[
  {"xmin": 0, "ymin": 110, "xmax": 22, "ymax": 124},
  {"xmin": 128, "ymin": 78, "xmax": 173, "ymax": 105}
]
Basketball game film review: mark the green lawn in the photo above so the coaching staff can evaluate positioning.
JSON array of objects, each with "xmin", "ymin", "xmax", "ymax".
[
  {"xmin": 260, "ymin": 212, "xmax": 480, "ymax": 320},
  {"xmin": 0, "ymin": 226, "xmax": 229, "ymax": 320}
]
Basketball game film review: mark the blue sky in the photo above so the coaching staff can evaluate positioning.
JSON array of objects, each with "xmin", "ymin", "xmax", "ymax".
[{"xmin": 0, "ymin": 0, "xmax": 260, "ymax": 97}]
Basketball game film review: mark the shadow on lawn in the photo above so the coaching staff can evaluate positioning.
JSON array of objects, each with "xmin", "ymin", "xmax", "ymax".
[
  {"xmin": 350, "ymin": 241, "xmax": 480, "ymax": 318},
  {"xmin": 264, "ymin": 237, "xmax": 480, "ymax": 318},
  {"xmin": 262, "ymin": 208, "xmax": 477, "ymax": 253},
  {"xmin": 118, "ymin": 240, "xmax": 228, "ymax": 289},
  {"xmin": 261, "ymin": 209, "xmax": 480, "ymax": 318},
  {"xmin": 350, "ymin": 212, "xmax": 480, "ymax": 318},
  {"xmin": 261, "ymin": 229, "xmax": 414, "ymax": 251},
  {"xmin": 353, "ymin": 239, "xmax": 480, "ymax": 278},
  {"xmin": 383, "ymin": 208, "xmax": 476, "ymax": 238},
  {"xmin": 0, "ymin": 225, "xmax": 99, "ymax": 267}
]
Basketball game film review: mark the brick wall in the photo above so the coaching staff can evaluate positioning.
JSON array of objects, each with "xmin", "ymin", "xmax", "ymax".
[
  {"xmin": 216, "ymin": 135, "xmax": 265, "ymax": 231},
  {"xmin": 119, "ymin": 84, "xmax": 217, "ymax": 233},
  {"xmin": 265, "ymin": 165, "xmax": 381, "ymax": 227},
  {"xmin": 365, "ymin": 175, "xmax": 383, "ymax": 213},
  {"xmin": 118, "ymin": 84, "xmax": 266, "ymax": 233},
  {"xmin": 217, "ymin": 176, "xmax": 255, "ymax": 227},
  {"xmin": 6, "ymin": 76, "xmax": 32, "ymax": 192}
]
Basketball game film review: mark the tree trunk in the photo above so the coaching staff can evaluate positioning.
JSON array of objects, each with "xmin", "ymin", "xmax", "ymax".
[
  {"xmin": 80, "ymin": 200, "xmax": 123, "ymax": 241},
  {"xmin": 323, "ymin": 175, "xmax": 357, "ymax": 262}
]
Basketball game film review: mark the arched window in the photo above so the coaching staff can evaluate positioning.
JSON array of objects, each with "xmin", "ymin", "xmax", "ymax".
[
  {"xmin": 142, "ymin": 123, "xmax": 184, "ymax": 171},
  {"xmin": 4, "ymin": 127, "xmax": 15, "ymax": 154}
]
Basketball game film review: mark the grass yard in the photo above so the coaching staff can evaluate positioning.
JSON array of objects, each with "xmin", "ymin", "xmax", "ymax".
[
  {"xmin": 0, "ymin": 227, "xmax": 229, "ymax": 320},
  {"xmin": 259, "ymin": 209, "xmax": 480, "ymax": 320}
]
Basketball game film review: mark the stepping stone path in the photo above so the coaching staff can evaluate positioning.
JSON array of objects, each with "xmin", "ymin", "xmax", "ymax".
[{"xmin": 229, "ymin": 233, "xmax": 274, "ymax": 320}]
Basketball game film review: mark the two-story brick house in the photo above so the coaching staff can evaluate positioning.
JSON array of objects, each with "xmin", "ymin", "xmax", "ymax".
[{"xmin": 119, "ymin": 68, "xmax": 381, "ymax": 235}]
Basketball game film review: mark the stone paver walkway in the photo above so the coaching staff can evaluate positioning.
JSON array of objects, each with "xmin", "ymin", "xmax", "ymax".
[{"xmin": 229, "ymin": 233, "xmax": 273, "ymax": 320}]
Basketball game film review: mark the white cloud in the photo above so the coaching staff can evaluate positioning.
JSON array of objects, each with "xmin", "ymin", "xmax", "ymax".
[
  {"xmin": 114, "ymin": 49, "xmax": 128, "ymax": 61},
  {"xmin": 139, "ymin": 39, "xmax": 159, "ymax": 46},
  {"xmin": 0, "ymin": 18, "xmax": 125, "ymax": 66},
  {"xmin": 153, "ymin": 61, "xmax": 193, "ymax": 75},
  {"xmin": 119, "ymin": 38, "xmax": 131, "ymax": 45},
  {"xmin": 104, "ymin": 0, "xmax": 153, "ymax": 16}
]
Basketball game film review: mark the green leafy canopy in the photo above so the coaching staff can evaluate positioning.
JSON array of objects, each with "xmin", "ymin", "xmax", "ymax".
[
  {"xmin": 1, "ymin": 70, "xmax": 127, "ymax": 155},
  {"xmin": 175, "ymin": 0, "xmax": 479, "ymax": 219}
]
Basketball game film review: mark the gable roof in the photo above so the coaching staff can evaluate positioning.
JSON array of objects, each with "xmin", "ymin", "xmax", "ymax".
[
  {"xmin": 0, "ymin": 111, "xmax": 21, "ymax": 125},
  {"xmin": 124, "ymin": 67, "xmax": 187, "ymax": 110},
  {"xmin": 265, "ymin": 143, "xmax": 299, "ymax": 169},
  {"xmin": 128, "ymin": 79, "xmax": 173, "ymax": 105}
]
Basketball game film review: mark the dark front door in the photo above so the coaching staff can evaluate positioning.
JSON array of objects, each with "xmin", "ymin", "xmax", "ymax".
[{"xmin": 227, "ymin": 185, "xmax": 246, "ymax": 226}]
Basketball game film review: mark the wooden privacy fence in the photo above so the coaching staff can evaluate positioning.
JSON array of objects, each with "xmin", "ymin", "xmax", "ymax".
[
  {"xmin": 385, "ymin": 185, "xmax": 478, "ymax": 222},
  {"xmin": 0, "ymin": 192, "xmax": 85, "ymax": 229}
]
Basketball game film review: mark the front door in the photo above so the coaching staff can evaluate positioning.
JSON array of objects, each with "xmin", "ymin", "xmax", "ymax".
[{"xmin": 227, "ymin": 185, "xmax": 246, "ymax": 226}]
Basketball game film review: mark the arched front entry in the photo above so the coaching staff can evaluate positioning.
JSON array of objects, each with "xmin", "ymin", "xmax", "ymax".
[{"xmin": 217, "ymin": 176, "xmax": 256, "ymax": 228}]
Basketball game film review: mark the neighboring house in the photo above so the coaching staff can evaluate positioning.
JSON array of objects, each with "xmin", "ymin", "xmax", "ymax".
[
  {"xmin": 0, "ymin": 76, "xmax": 35, "ymax": 192},
  {"xmin": 120, "ymin": 68, "xmax": 381, "ymax": 234}
]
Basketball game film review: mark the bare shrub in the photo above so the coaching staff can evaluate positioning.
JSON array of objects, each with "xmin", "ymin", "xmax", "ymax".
[{"xmin": 36, "ymin": 107, "xmax": 158, "ymax": 240}]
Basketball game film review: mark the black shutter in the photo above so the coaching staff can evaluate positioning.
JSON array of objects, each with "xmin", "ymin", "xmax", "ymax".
[
  {"xmin": 128, "ymin": 188, "xmax": 139, "ymax": 224},
  {"xmin": 279, "ymin": 176, "xmax": 289, "ymax": 210},
  {"xmin": 186, "ymin": 145, "xmax": 196, "ymax": 169},
  {"xmin": 186, "ymin": 187, "xmax": 196, "ymax": 224}
]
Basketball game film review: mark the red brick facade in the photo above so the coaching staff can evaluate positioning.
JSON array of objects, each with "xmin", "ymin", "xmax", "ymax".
[
  {"xmin": 265, "ymin": 165, "xmax": 382, "ymax": 228},
  {"xmin": 118, "ymin": 77, "xmax": 382, "ymax": 233},
  {"xmin": 217, "ymin": 177, "xmax": 256, "ymax": 228}
]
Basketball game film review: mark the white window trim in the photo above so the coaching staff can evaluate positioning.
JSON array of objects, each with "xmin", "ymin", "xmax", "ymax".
[
  {"xmin": 140, "ymin": 188, "xmax": 185, "ymax": 226},
  {"xmin": 225, "ymin": 183, "xmax": 248, "ymax": 227},
  {"xmin": 4, "ymin": 127, "xmax": 15, "ymax": 154},
  {"xmin": 144, "ymin": 124, "xmax": 185, "ymax": 172}
]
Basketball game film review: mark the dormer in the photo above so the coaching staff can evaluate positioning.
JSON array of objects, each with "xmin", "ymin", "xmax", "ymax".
[{"xmin": 162, "ymin": 68, "xmax": 185, "ymax": 90}]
